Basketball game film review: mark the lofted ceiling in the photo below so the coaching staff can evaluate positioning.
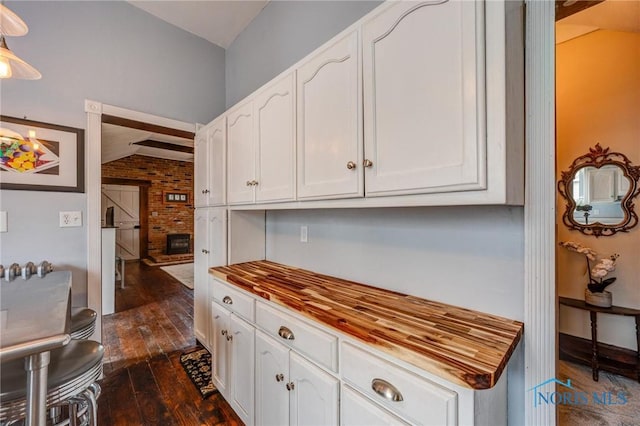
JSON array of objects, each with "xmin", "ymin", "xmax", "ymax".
[
  {"xmin": 127, "ymin": 0, "xmax": 269, "ymax": 48},
  {"xmin": 556, "ymin": 0, "xmax": 640, "ymax": 44}
]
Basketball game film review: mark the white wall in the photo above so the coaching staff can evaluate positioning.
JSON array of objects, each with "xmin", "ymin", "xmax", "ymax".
[
  {"xmin": 0, "ymin": 1, "xmax": 225, "ymax": 305},
  {"xmin": 226, "ymin": 2, "xmax": 525, "ymax": 422},
  {"xmin": 225, "ymin": 0, "xmax": 381, "ymax": 107}
]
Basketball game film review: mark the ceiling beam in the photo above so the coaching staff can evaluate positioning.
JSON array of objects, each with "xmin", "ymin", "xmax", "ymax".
[
  {"xmin": 555, "ymin": 0, "xmax": 604, "ymax": 21},
  {"xmin": 132, "ymin": 139, "xmax": 194, "ymax": 154},
  {"xmin": 102, "ymin": 114, "xmax": 195, "ymax": 139}
]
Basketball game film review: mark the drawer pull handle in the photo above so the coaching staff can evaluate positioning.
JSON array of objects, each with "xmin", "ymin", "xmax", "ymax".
[
  {"xmin": 278, "ymin": 326, "xmax": 295, "ymax": 340},
  {"xmin": 222, "ymin": 296, "xmax": 233, "ymax": 305},
  {"xmin": 371, "ymin": 378, "xmax": 403, "ymax": 402},
  {"xmin": 286, "ymin": 382, "xmax": 295, "ymax": 391},
  {"xmin": 275, "ymin": 374, "xmax": 284, "ymax": 382}
]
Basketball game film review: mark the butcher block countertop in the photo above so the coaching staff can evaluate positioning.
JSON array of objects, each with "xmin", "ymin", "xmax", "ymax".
[{"xmin": 210, "ymin": 260, "xmax": 523, "ymax": 390}]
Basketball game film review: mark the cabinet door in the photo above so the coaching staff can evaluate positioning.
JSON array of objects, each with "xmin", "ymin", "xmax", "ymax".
[
  {"xmin": 193, "ymin": 208, "xmax": 209, "ymax": 346},
  {"xmin": 341, "ymin": 386, "xmax": 409, "ymax": 426},
  {"xmin": 229, "ymin": 314, "xmax": 255, "ymax": 425},
  {"xmin": 211, "ymin": 301, "xmax": 230, "ymax": 397},
  {"xmin": 227, "ymin": 100, "xmax": 255, "ymax": 205},
  {"xmin": 256, "ymin": 331, "xmax": 290, "ymax": 426},
  {"xmin": 297, "ymin": 30, "xmax": 363, "ymax": 200},
  {"xmin": 208, "ymin": 117, "xmax": 227, "ymax": 206},
  {"xmin": 207, "ymin": 207, "xmax": 227, "ymax": 268},
  {"xmin": 255, "ymin": 73, "xmax": 296, "ymax": 203},
  {"xmin": 194, "ymin": 132, "xmax": 209, "ymax": 207},
  {"xmin": 289, "ymin": 352, "xmax": 339, "ymax": 426},
  {"xmin": 362, "ymin": 1, "xmax": 486, "ymax": 196}
]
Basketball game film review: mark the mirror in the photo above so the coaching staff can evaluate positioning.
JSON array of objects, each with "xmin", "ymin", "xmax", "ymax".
[{"xmin": 558, "ymin": 144, "xmax": 640, "ymax": 236}]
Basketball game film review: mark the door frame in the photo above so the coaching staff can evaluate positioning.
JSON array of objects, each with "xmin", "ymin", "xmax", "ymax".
[
  {"xmin": 85, "ymin": 101, "xmax": 196, "ymax": 341},
  {"xmin": 101, "ymin": 178, "xmax": 151, "ymax": 259}
]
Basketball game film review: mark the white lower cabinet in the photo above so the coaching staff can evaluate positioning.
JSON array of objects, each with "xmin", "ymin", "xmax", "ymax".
[
  {"xmin": 256, "ymin": 330, "xmax": 339, "ymax": 426},
  {"xmin": 210, "ymin": 301, "xmax": 255, "ymax": 425},
  {"xmin": 341, "ymin": 385, "xmax": 408, "ymax": 426},
  {"xmin": 210, "ymin": 279, "xmax": 506, "ymax": 426}
]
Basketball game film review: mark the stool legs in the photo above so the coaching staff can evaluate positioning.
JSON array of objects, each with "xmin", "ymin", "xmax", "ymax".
[{"xmin": 24, "ymin": 351, "xmax": 50, "ymax": 426}]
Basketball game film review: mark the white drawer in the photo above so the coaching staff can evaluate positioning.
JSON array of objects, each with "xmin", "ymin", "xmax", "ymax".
[
  {"xmin": 341, "ymin": 385, "xmax": 410, "ymax": 426},
  {"xmin": 256, "ymin": 301, "xmax": 338, "ymax": 372},
  {"xmin": 341, "ymin": 343, "xmax": 457, "ymax": 426},
  {"xmin": 211, "ymin": 278, "xmax": 255, "ymax": 321}
]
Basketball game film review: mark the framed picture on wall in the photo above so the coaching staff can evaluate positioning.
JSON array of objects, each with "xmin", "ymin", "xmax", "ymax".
[
  {"xmin": 0, "ymin": 115, "xmax": 85, "ymax": 192},
  {"xmin": 163, "ymin": 191, "xmax": 190, "ymax": 204}
]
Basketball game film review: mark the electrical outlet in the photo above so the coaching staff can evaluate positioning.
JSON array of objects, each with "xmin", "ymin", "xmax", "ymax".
[
  {"xmin": 300, "ymin": 225, "xmax": 308, "ymax": 243},
  {"xmin": 59, "ymin": 211, "xmax": 82, "ymax": 227}
]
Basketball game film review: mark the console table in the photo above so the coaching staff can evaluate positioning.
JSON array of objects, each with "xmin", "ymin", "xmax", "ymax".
[{"xmin": 559, "ymin": 296, "xmax": 640, "ymax": 382}]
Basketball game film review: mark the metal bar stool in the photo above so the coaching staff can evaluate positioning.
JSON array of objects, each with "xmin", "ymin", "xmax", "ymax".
[
  {"xmin": 0, "ymin": 340, "xmax": 104, "ymax": 426},
  {"xmin": 69, "ymin": 309, "xmax": 97, "ymax": 340}
]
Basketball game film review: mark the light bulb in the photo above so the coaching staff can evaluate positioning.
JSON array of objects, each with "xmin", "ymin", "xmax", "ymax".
[{"xmin": 0, "ymin": 56, "xmax": 12, "ymax": 78}]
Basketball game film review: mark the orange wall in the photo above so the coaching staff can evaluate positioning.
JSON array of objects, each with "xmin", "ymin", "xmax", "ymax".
[{"xmin": 556, "ymin": 30, "xmax": 640, "ymax": 349}]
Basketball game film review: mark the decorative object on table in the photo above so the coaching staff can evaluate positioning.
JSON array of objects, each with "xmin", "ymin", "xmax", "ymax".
[
  {"xmin": 559, "ymin": 241, "xmax": 620, "ymax": 308},
  {"xmin": 0, "ymin": 116, "xmax": 84, "ymax": 192},
  {"xmin": 179, "ymin": 348, "xmax": 217, "ymax": 398},
  {"xmin": 0, "ymin": 4, "xmax": 41, "ymax": 80},
  {"xmin": 558, "ymin": 144, "xmax": 640, "ymax": 237}
]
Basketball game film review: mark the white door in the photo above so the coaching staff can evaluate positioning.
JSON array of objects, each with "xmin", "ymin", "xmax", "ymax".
[
  {"xmin": 207, "ymin": 207, "xmax": 227, "ymax": 268},
  {"xmin": 289, "ymin": 352, "xmax": 339, "ymax": 426},
  {"xmin": 229, "ymin": 313, "xmax": 255, "ymax": 425},
  {"xmin": 297, "ymin": 30, "xmax": 363, "ymax": 200},
  {"xmin": 362, "ymin": 0, "xmax": 486, "ymax": 196},
  {"xmin": 255, "ymin": 331, "xmax": 290, "ymax": 426},
  {"xmin": 341, "ymin": 385, "xmax": 410, "ymax": 426},
  {"xmin": 101, "ymin": 184, "xmax": 140, "ymax": 260},
  {"xmin": 193, "ymin": 208, "xmax": 209, "ymax": 346},
  {"xmin": 227, "ymin": 100, "xmax": 255, "ymax": 205},
  {"xmin": 194, "ymin": 131, "xmax": 209, "ymax": 207},
  {"xmin": 208, "ymin": 117, "xmax": 227, "ymax": 206},
  {"xmin": 255, "ymin": 73, "xmax": 296, "ymax": 203},
  {"xmin": 211, "ymin": 301, "xmax": 230, "ymax": 398}
]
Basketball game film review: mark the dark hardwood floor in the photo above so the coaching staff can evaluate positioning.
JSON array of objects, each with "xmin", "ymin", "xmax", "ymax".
[{"xmin": 98, "ymin": 261, "xmax": 242, "ymax": 426}]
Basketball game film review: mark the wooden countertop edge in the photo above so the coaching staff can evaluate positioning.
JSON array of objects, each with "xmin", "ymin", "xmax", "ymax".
[{"xmin": 209, "ymin": 265, "xmax": 523, "ymax": 390}]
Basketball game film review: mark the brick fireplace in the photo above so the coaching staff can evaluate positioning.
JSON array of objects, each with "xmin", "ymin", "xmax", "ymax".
[{"xmin": 166, "ymin": 233, "xmax": 191, "ymax": 255}]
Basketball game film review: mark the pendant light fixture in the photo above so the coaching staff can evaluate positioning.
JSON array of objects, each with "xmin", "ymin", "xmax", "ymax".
[{"xmin": 0, "ymin": 3, "xmax": 41, "ymax": 80}]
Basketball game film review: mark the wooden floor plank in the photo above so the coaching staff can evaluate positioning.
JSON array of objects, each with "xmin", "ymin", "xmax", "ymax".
[{"xmin": 98, "ymin": 260, "xmax": 243, "ymax": 425}]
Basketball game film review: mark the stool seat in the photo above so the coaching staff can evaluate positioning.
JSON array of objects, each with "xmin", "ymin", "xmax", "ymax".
[
  {"xmin": 70, "ymin": 308, "xmax": 97, "ymax": 335},
  {"xmin": 0, "ymin": 340, "xmax": 103, "ymax": 421}
]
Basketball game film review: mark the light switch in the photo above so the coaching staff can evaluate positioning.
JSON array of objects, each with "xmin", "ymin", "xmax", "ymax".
[
  {"xmin": 300, "ymin": 225, "xmax": 308, "ymax": 243},
  {"xmin": 0, "ymin": 211, "xmax": 7, "ymax": 233}
]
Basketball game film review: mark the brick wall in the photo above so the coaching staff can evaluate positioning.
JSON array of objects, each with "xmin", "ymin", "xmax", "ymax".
[{"xmin": 102, "ymin": 155, "xmax": 193, "ymax": 258}]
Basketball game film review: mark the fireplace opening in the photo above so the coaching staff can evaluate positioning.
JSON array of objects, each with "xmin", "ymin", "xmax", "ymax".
[{"xmin": 166, "ymin": 233, "xmax": 191, "ymax": 255}]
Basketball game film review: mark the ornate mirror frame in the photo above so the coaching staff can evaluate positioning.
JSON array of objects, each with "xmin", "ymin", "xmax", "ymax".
[{"xmin": 558, "ymin": 144, "xmax": 640, "ymax": 237}]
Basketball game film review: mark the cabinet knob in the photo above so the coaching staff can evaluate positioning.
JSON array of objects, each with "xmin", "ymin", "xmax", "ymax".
[
  {"xmin": 363, "ymin": 159, "xmax": 373, "ymax": 168},
  {"xmin": 253, "ymin": 180, "xmax": 259, "ymax": 186},
  {"xmin": 222, "ymin": 296, "xmax": 233, "ymax": 305},
  {"xmin": 278, "ymin": 326, "xmax": 295, "ymax": 340},
  {"xmin": 246, "ymin": 180, "xmax": 252, "ymax": 186},
  {"xmin": 275, "ymin": 373, "xmax": 284, "ymax": 382},
  {"xmin": 346, "ymin": 161, "xmax": 356, "ymax": 170},
  {"xmin": 202, "ymin": 249, "xmax": 209, "ymax": 254},
  {"xmin": 371, "ymin": 378, "xmax": 403, "ymax": 402},
  {"xmin": 286, "ymin": 382, "xmax": 295, "ymax": 391},
  {"xmin": 201, "ymin": 189, "xmax": 210, "ymax": 194},
  {"xmin": 221, "ymin": 329, "xmax": 227, "ymax": 336},
  {"xmin": 226, "ymin": 334, "xmax": 233, "ymax": 342}
]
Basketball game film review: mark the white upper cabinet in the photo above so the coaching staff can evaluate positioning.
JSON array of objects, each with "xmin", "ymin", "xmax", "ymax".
[
  {"xmin": 362, "ymin": 0, "xmax": 486, "ymax": 197},
  {"xmin": 227, "ymin": 100, "xmax": 255, "ymax": 205},
  {"xmin": 194, "ymin": 132, "xmax": 209, "ymax": 208},
  {"xmin": 297, "ymin": 30, "xmax": 363, "ymax": 200},
  {"xmin": 195, "ymin": 117, "xmax": 226, "ymax": 207},
  {"xmin": 254, "ymin": 73, "xmax": 296, "ymax": 203},
  {"xmin": 207, "ymin": 117, "xmax": 227, "ymax": 206}
]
